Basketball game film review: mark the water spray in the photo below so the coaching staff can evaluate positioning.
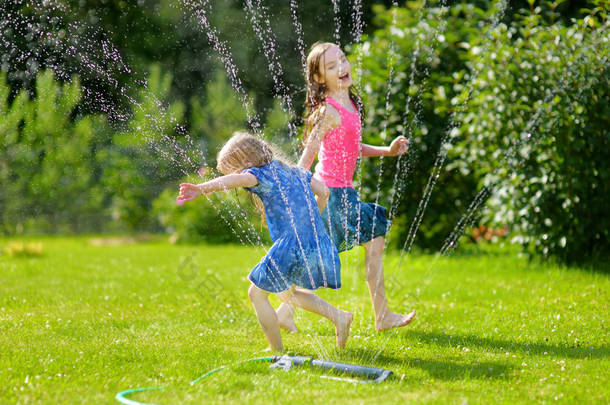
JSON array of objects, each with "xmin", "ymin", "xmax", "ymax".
[
  {"xmin": 115, "ymin": 355, "xmax": 393, "ymax": 404},
  {"xmin": 268, "ymin": 355, "xmax": 394, "ymax": 383}
]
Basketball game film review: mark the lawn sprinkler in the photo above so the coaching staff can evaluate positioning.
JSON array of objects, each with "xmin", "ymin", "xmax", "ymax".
[
  {"xmin": 116, "ymin": 355, "xmax": 394, "ymax": 404},
  {"xmin": 268, "ymin": 355, "xmax": 394, "ymax": 383}
]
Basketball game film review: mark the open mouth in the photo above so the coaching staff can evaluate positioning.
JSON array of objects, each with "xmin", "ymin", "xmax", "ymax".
[{"xmin": 339, "ymin": 72, "xmax": 350, "ymax": 81}]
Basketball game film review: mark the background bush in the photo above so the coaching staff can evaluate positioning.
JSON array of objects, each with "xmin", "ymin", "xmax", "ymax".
[
  {"xmin": 354, "ymin": 1, "xmax": 609, "ymax": 263},
  {"xmin": 449, "ymin": 13, "xmax": 609, "ymax": 263}
]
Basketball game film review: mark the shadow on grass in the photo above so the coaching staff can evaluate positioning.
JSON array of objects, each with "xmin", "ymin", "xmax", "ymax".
[
  {"xmin": 345, "ymin": 348, "xmax": 513, "ymax": 381},
  {"xmin": 403, "ymin": 330, "xmax": 610, "ymax": 359},
  {"xmin": 439, "ymin": 243, "xmax": 610, "ymax": 272},
  {"xmin": 403, "ymin": 356, "xmax": 512, "ymax": 380}
]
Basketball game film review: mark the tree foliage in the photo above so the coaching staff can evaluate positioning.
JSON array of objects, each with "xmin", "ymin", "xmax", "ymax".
[{"xmin": 0, "ymin": 71, "xmax": 110, "ymax": 233}]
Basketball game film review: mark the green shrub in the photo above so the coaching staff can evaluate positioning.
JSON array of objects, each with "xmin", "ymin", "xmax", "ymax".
[
  {"xmin": 449, "ymin": 15, "xmax": 609, "ymax": 263},
  {"xmin": 354, "ymin": 2, "xmax": 608, "ymax": 263},
  {"xmin": 0, "ymin": 70, "xmax": 111, "ymax": 234}
]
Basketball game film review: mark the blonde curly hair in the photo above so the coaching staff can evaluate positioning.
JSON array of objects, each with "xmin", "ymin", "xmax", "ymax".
[{"xmin": 216, "ymin": 132, "xmax": 291, "ymax": 227}]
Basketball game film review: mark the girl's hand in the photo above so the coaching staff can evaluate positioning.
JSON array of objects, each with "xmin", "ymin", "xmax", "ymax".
[
  {"xmin": 177, "ymin": 183, "xmax": 204, "ymax": 206},
  {"xmin": 387, "ymin": 136, "xmax": 410, "ymax": 156},
  {"xmin": 176, "ymin": 173, "xmax": 257, "ymax": 205}
]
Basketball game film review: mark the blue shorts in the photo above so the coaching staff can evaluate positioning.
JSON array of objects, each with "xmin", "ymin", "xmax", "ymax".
[{"xmin": 321, "ymin": 187, "xmax": 391, "ymax": 253}]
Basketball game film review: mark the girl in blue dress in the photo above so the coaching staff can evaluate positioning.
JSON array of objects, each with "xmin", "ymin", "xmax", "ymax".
[{"xmin": 177, "ymin": 132, "xmax": 352, "ymax": 351}]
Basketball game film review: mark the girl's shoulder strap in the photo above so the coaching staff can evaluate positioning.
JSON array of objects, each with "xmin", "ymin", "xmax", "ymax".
[
  {"xmin": 308, "ymin": 101, "xmax": 341, "ymax": 131},
  {"xmin": 325, "ymin": 97, "xmax": 356, "ymax": 115},
  {"xmin": 324, "ymin": 97, "xmax": 342, "ymax": 112}
]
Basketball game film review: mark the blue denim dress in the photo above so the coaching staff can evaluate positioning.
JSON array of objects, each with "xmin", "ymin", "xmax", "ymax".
[{"xmin": 243, "ymin": 161, "xmax": 341, "ymax": 293}]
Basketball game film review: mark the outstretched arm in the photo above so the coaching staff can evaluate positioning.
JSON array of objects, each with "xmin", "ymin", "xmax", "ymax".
[
  {"xmin": 310, "ymin": 177, "xmax": 330, "ymax": 213},
  {"xmin": 361, "ymin": 136, "xmax": 410, "ymax": 157},
  {"xmin": 177, "ymin": 173, "xmax": 258, "ymax": 205}
]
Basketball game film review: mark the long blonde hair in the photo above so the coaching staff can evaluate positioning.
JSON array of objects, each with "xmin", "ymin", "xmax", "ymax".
[
  {"xmin": 303, "ymin": 41, "xmax": 364, "ymax": 145},
  {"xmin": 216, "ymin": 131, "xmax": 289, "ymax": 226},
  {"xmin": 216, "ymin": 131, "xmax": 274, "ymax": 174}
]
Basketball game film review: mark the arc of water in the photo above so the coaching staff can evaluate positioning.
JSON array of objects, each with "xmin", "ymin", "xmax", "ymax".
[
  {"xmin": 241, "ymin": 0, "xmax": 344, "ymax": 357},
  {"xmin": 179, "ymin": 1, "xmax": 331, "ymax": 306},
  {"xmin": 175, "ymin": 1, "xmax": 322, "ymax": 257},
  {"xmin": 242, "ymin": 0, "xmax": 299, "ymax": 144},
  {"xmin": 355, "ymin": 0, "xmax": 450, "ymax": 271},
  {"xmin": 2, "ymin": 3, "xmax": 132, "ymax": 107},
  {"xmin": 180, "ymin": 0, "xmax": 261, "ymax": 132},
  {"xmin": 439, "ymin": 43, "xmax": 609, "ymax": 258},
  {"xmin": 367, "ymin": 1, "xmax": 400, "ymax": 240},
  {"xmin": 331, "ymin": 0, "xmax": 342, "ymax": 44},
  {"xmin": 39, "ymin": 0, "xmax": 211, "ymax": 170},
  {"xmin": 288, "ymin": 0, "xmax": 307, "ymax": 70},
  {"xmin": 354, "ymin": 0, "xmax": 449, "ymax": 336},
  {"xmin": 349, "ymin": 0, "xmax": 400, "ymax": 297},
  {"xmin": 385, "ymin": 0, "xmax": 450, "ymax": 233},
  {"xmin": 393, "ymin": 0, "xmax": 508, "ymax": 272},
  {"xmin": 2, "ymin": 0, "xmax": 207, "ymax": 178},
  {"xmin": 419, "ymin": 47, "xmax": 608, "ymax": 292},
  {"xmin": 368, "ymin": 22, "xmax": 609, "ymax": 364}
]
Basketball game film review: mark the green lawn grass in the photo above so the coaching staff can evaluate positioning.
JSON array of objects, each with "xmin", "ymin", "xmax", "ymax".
[{"xmin": 1, "ymin": 236, "xmax": 608, "ymax": 404}]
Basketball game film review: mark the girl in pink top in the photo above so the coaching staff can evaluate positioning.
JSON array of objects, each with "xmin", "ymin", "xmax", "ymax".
[
  {"xmin": 276, "ymin": 42, "xmax": 416, "ymax": 332},
  {"xmin": 312, "ymin": 96, "xmax": 361, "ymax": 188}
]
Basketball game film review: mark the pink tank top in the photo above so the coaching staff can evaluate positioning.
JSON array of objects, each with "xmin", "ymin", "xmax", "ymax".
[{"xmin": 313, "ymin": 97, "xmax": 362, "ymax": 188}]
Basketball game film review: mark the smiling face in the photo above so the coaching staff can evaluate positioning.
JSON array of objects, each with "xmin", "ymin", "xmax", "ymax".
[{"xmin": 316, "ymin": 45, "xmax": 352, "ymax": 92}]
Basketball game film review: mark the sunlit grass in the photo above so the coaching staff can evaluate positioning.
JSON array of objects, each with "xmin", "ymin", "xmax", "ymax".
[
  {"xmin": 1, "ymin": 236, "xmax": 608, "ymax": 404},
  {"xmin": 1, "ymin": 241, "xmax": 44, "ymax": 258}
]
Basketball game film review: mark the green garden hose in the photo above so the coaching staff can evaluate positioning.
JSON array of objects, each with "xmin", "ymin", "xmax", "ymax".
[{"xmin": 115, "ymin": 357, "xmax": 273, "ymax": 405}]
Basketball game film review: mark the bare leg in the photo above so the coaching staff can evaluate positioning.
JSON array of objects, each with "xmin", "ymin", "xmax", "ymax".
[
  {"xmin": 248, "ymin": 284, "xmax": 283, "ymax": 351},
  {"xmin": 363, "ymin": 236, "xmax": 416, "ymax": 331},
  {"xmin": 277, "ymin": 287, "xmax": 352, "ymax": 348},
  {"xmin": 276, "ymin": 302, "xmax": 298, "ymax": 333}
]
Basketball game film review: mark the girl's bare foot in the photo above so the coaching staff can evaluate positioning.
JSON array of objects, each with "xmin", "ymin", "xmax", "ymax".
[
  {"xmin": 277, "ymin": 306, "xmax": 298, "ymax": 333},
  {"xmin": 335, "ymin": 311, "xmax": 353, "ymax": 349},
  {"xmin": 375, "ymin": 309, "xmax": 416, "ymax": 331}
]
